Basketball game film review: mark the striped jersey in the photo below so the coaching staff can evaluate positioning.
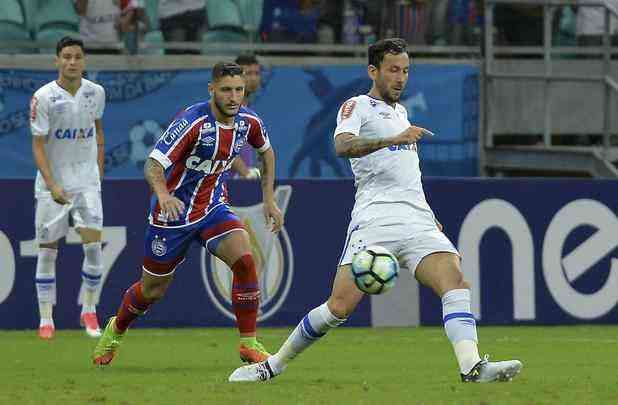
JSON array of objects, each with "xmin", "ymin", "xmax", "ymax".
[{"xmin": 148, "ymin": 101, "xmax": 271, "ymax": 227}]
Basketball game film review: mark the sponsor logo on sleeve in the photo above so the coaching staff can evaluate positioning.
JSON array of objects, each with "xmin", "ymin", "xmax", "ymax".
[
  {"xmin": 162, "ymin": 118, "xmax": 190, "ymax": 145},
  {"xmin": 341, "ymin": 100, "xmax": 356, "ymax": 120},
  {"xmin": 30, "ymin": 97, "xmax": 38, "ymax": 122}
]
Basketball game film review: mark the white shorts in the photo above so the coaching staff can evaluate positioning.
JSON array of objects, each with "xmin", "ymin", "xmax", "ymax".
[
  {"xmin": 338, "ymin": 222, "xmax": 459, "ymax": 275},
  {"xmin": 35, "ymin": 190, "xmax": 103, "ymax": 243}
]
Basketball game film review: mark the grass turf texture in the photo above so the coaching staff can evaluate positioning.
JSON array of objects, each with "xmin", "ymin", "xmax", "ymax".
[{"xmin": 1, "ymin": 326, "xmax": 616, "ymax": 404}]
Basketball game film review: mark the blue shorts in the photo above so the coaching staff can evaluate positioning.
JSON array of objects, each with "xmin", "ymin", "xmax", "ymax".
[{"xmin": 142, "ymin": 204, "xmax": 245, "ymax": 276}]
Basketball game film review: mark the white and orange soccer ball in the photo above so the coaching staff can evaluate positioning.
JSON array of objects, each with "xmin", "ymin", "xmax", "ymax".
[{"xmin": 351, "ymin": 245, "xmax": 399, "ymax": 295}]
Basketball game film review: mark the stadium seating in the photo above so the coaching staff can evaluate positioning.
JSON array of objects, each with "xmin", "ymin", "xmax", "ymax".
[
  {"xmin": 207, "ymin": 0, "xmax": 244, "ymax": 30},
  {"xmin": 236, "ymin": 0, "xmax": 264, "ymax": 34},
  {"xmin": 36, "ymin": 28, "xmax": 80, "ymax": 53},
  {"xmin": 35, "ymin": 0, "xmax": 79, "ymax": 33},
  {"xmin": 0, "ymin": 0, "xmax": 32, "ymax": 53}
]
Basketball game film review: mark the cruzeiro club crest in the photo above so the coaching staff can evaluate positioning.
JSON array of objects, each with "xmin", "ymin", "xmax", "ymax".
[{"xmin": 201, "ymin": 186, "xmax": 294, "ymax": 321}]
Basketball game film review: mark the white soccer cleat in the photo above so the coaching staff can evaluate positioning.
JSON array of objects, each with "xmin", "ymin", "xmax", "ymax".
[
  {"xmin": 228, "ymin": 360, "xmax": 277, "ymax": 382},
  {"xmin": 461, "ymin": 355, "xmax": 522, "ymax": 383}
]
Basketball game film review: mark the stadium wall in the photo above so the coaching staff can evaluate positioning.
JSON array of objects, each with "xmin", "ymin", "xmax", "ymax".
[
  {"xmin": 0, "ymin": 65, "xmax": 479, "ymax": 179},
  {"xmin": 1, "ymin": 178, "xmax": 616, "ymax": 330}
]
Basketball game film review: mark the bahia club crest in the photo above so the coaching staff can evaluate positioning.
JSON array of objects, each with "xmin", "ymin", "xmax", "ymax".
[{"xmin": 201, "ymin": 186, "xmax": 294, "ymax": 322}]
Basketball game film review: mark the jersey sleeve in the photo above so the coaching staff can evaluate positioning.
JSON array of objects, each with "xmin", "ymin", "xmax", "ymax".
[
  {"xmin": 149, "ymin": 115, "xmax": 200, "ymax": 170},
  {"xmin": 95, "ymin": 85, "xmax": 106, "ymax": 119},
  {"xmin": 333, "ymin": 98, "xmax": 363, "ymax": 139},
  {"xmin": 30, "ymin": 92, "xmax": 49, "ymax": 137},
  {"xmin": 247, "ymin": 115, "xmax": 271, "ymax": 153}
]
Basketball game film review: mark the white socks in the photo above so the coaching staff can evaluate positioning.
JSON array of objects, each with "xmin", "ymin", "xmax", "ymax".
[
  {"xmin": 442, "ymin": 289, "xmax": 482, "ymax": 374},
  {"xmin": 35, "ymin": 248, "xmax": 57, "ymax": 327},
  {"xmin": 80, "ymin": 242, "xmax": 103, "ymax": 314},
  {"xmin": 269, "ymin": 302, "xmax": 346, "ymax": 373}
]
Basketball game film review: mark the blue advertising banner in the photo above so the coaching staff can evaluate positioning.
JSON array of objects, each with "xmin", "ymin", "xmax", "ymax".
[
  {"xmin": 0, "ymin": 65, "xmax": 478, "ymax": 180},
  {"xmin": 0, "ymin": 179, "xmax": 370, "ymax": 330},
  {"xmin": 2, "ymin": 178, "xmax": 614, "ymax": 330}
]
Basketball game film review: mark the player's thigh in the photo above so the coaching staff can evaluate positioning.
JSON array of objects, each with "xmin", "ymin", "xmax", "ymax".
[
  {"xmin": 142, "ymin": 223, "xmax": 193, "ymax": 280},
  {"xmin": 72, "ymin": 191, "xmax": 103, "ymax": 242},
  {"xmin": 327, "ymin": 264, "xmax": 365, "ymax": 319},
  {"xmin": 35, "ymin": 195, "xmax": 70, "ymax": 247},
  {"xmin": 406, "ymin": 230, "xmax": 464, "ymax": 297},
  {"xmin": 198, "ymin": 205, "xmax": 248, "ymax": 267}
]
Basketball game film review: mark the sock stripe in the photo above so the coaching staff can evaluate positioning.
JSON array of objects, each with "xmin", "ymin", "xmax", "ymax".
[
  {"xmin": 302, "ymin": 315, "xmax": 325, "ymax": 339},
  {"xmin": 81, "ymin": 272, "xmax": 102, "ymax": 281},
  {"xmin": 443, "ymin": 312, "xmax": 475, "ymax": 323},
  {"xmin": 35, "ymin": 278, "xmax": 55, "ymax": 284}
]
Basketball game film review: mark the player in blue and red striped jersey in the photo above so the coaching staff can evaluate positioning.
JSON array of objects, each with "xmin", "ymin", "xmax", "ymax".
[{"xmin": 93, "ymin": 62, "xmax": 284, "ymax": 367}]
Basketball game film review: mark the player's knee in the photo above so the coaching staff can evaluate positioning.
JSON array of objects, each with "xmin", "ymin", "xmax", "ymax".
[
  {"xmin": 142, "ymin": 282, "xmax": 169, "ymax": 301},
  {"xmin": 327, "ymin": 296, "xmax": 353, "ymax": 319}
]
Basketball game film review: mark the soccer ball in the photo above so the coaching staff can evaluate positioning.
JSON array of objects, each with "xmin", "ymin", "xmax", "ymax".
[{"xmin": 351, "ymin": 245, "xmax": 399, "ymax": 295}]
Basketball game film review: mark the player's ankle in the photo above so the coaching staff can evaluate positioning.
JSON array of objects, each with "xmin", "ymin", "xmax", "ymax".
[
  {"xmin": 239, "ymin": 336, "xmax": 258, "ymax": 346},
  {"xmin": 267, "ymin": 354, "xmax": 286, "ymax": 375}
]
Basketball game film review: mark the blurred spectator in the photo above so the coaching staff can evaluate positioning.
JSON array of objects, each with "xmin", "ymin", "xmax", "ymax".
[
  {"xmin": 447, "ymin": 0, "xmax": 481, "ymax": 45},
  {"xmin": 576, "ymin": 0, "xmax": 618, "ymax": 46},
  {"xmin": 317, "ymin": 0, "xmax": 343, "ymax": 43},
  {"xmin": 261, "ymin": 0, "xmax": 320, "ymax": 43},
  {"xmin": 159, "ymin": 0, "xmax": 207, "ymax": 54},
  {"xmin": 383, "ymin": 0, "xmax": 429, "ymax": 45},
  {"xmin": 495, "ymin": 4, "xmax": 543, "ymax": 45},
  {"xmin": 120, "ymin": 0, "xmax": 150, "ymax": 54},
  {"xmin": 74, "ymin": 0, "xmax": 122, "ymax": 54}
]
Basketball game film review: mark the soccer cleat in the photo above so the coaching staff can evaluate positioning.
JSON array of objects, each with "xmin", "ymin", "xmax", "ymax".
[
  {"xmin": 92, "ymin": 317, "xmax": 124, "ymax": 367},
  {"xmin": 80, "ymin": 312, "xmax": 102, "ymax": 338},
  {"xmin": 461, "ymin": 355, "xmax": 523, "ymax": 383},
  {"xmin": 239, "ymin": 340, "xmax": 271, "ymax": 364},
  {"xmin": 38, "ymin": 324, "xmax": 55, "ymax": 340},
  {"xmin": 229, "ymin": 359, "xmax": 277, "ymax": 382}
]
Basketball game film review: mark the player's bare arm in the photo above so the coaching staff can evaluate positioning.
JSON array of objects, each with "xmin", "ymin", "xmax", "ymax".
[
  {"xmin": 334, "ymin": 126, "xmax": 429, "ymax": 158},
  {"xmin": 232, "ymin": 157, "xmax": 250, "ymax": 177},
  {"xmin": 95, "ymin": 119, "xmax": 105, "ymax": 180},
  {"xmin": 144, "ymin": 158, "xmax": 185, "ymax": 221},
  {"xmin": 258, "ymin": 148, "xmax": 283, "ymax": 232},
  {"xmin": 32, "ymin": 135, "xmax": 69, "ymax": 204}
]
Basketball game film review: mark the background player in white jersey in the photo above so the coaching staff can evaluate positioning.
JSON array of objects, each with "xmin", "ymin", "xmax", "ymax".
[
  {"xmin": 30, "ymin": 37, "xmax": 106, "ymax": 340},
  {"xmin": 230, "ymin": 38, "xmax": 523, "ymax": 383}
]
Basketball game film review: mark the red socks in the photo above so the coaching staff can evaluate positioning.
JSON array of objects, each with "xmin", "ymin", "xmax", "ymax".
[
  {"xmin": 115, "ymin": 281, "xmax": 153, "ymax": 333},
  {"xmin": 230, "ymin": 254, "xmax": 260, "ymax": 335}
]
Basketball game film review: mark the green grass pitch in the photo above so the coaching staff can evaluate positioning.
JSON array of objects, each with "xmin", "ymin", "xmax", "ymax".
[{"xmin": 1, "ymin": 326, "xmax": 616, "ymax": 404}]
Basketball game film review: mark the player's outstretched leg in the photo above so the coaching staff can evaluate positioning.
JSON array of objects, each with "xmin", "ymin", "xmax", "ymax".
[
  {"xmin": 229, "ymin": 265, "xmax": 360, "ymax": 382},
  {"xmin": 36, "ymin": 246, "xmax": 58, "ymax": 340},
  {"xmin": 79, "ymin": 241, "xmax": 103, "ymax": 338},
  {"xmin": 92, "ymin": 278, "xmax": 159, "ymax": 366},
  {"xmin": 416, "ymin": 252, "xmax": 523, "ymax": 383}
]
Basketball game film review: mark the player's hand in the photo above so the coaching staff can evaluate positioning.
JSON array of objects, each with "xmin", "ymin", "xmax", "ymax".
[
  {"xmin": 50, "ymin": 184, "xmax": 70, "ymax": 205},
  {"xmin": 158, "ymin": 192, "xmax": 185, "ymax": 221},
  {"xmin": 263, "ymin": 200, "xmax": 283, "ymax": 233},
  {"xmin": 395, "ymin": 126, "xmax": 433, "ymax": 145},
  {"xmin": 435, "ymin": 218, "xmax": 444, "ymax": 232}
]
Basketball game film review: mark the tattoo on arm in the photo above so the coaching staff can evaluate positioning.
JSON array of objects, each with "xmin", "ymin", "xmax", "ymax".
[
  {"xmin": 336, "ymin": 135, "xmax": 394, "ymax": 158},
  {"xmin": 144, "ymin": 158, "xmax": 167, "ymax": 195}
]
